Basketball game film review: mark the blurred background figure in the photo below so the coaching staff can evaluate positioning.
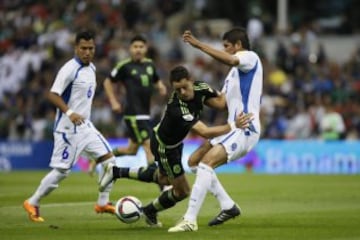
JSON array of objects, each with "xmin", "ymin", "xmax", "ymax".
[
  {"xmin": 319, "ymin": 95, "xmax": 346, "ymax": 140},
  {"xmin": 0, "ymin": 0, "xmax": 359, "ymax": 141}
]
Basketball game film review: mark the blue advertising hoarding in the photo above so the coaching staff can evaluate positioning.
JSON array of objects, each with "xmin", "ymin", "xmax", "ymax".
[
  {"xmin": 1, "ymin": 139, "xmax": 359, "ymax": 174},
  {"xmin": 0, "ymin": 141, "xmax": 53, "ymax": 171}
]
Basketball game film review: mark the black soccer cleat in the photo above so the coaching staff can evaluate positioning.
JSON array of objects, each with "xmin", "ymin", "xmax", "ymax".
[
  {"xmin": 208, "ymin": 204, "xmax": 241, "ymax": 226},
  {"xmin": 142, "ymin": 206, "xmax": 163, "ymax": 227}
]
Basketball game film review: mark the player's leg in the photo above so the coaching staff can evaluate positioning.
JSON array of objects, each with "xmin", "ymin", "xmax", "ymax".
[
  {"xmin": 99, "ymin": 131, "xmax": 168, "ymax": 191},
  {"xmin": 24, "ymin": 168, "xmax": 70, "ymax": 222},
  {"xmin": 113, "ymin": 118, "xmax": 147, "ymax": 157},
  {"xmin": 187, "ymin": 140, "xmax": 212, "ymax": 172},
  {"xmin": 142, "ymin": 138, "xmax": 155, "ymax": 164},
  {"xmin": 142, "ymin": 138, "xmax": 172, "ymax": 190},
  {"xmin": 23, "ymin": 132, "xmax": 76, "ymax": 222},
  {"xmin": 98, "ymin": 160, "xmax": 161, "ymax": 192},
  {"xmin": 87, "ymin": 158, "xmax": 97, "ymax": 177},
  {"xmin": 112, "ymin": 138, "xmax": 140, "ymax": 156},
  {"xmin": 207, "ymin": 172, "xmax": 241, "ymax": 226},
  {"xmin": 189, "ymin": 140, "xmax": 232, "ymax": 204},
  {"xmin": 135, "ymin": 119, "xmax": 154, "ymax": 165},
  {"xmin": 85, "ymin": 129, "xmax": 117, "ymax": 214},
  {"xmin": 143, "ymin": 172, "xmax": 190, "ymax": 227},
  {"xmin": 142, "ymin": 140, "xmax": 189, "ymax": 227},
  {"xmin": 206, "ymin": 132, "xmax": 258, "ymax": 226},
  {"xmin": 168, "ymin": 144, "xmax": 227, "ymax": 232},
  {"xmin": 94, "ymin": 152, "xmax": 117, "ymax": 214}
]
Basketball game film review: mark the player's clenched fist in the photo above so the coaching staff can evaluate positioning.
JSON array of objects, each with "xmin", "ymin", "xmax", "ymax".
[{"xmin": 182, "ymin": 30, "xmax": 200, "ymax": 48}]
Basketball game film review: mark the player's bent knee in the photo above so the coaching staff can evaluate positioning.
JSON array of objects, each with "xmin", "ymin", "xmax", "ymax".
[
  {"xmin": 172, "ymin": 186, "xmax": 190, "ymax": 200},
  {"xmin": 188, "ymin": 157, "xmax": 198, "ymax": 168},
  {"xmin": 55, "ymin": 168, "xmax": 70, "ymax": 179},
  {"xmin": 175, "ymin": 190, "xmax": 189, "ymax": 201}
]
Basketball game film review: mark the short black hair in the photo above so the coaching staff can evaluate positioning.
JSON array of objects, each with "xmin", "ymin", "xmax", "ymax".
[
  {"xmin": 169, "ymin": 66, "xmax": 190, "ymax": 83},
  {"xmin": 222, "ymin": 27, "xmax": 250, "ymax": 50},
  {"xmin": 75, "ymin": 30, "xmax": 95, "ymax": 44},
  {"xmin": 130, "ymin": 34, "xmax": 147, "ymax": 44}
]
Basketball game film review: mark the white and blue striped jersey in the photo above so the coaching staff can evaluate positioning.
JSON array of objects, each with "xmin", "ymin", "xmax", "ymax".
[
  {"xmin": 50, "ymin": 57, "xmax": 96, "ymax": 133},
  {"xmin": 222, "ymin": 50, "xmax": 263, "ymax": 135}
]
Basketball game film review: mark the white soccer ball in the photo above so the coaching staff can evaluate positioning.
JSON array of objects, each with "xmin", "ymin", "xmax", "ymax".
[{"xmin": 115, "ymin": 196, "xmax": 143, "ymax": 224}]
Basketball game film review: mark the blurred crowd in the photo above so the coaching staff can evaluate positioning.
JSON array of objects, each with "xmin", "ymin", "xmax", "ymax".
[{"xmin": 1, "ymin": 0, "xmax": 360, "ymax": 141}]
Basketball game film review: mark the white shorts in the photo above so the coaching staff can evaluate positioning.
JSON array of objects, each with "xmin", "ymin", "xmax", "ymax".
[
  {"xmin": 210, "ymin": 129, "xmax": 259, "ymax": 162},
  {"xmin": 49, "ymin": 122, "xmax": 112, "ymax": 170}
]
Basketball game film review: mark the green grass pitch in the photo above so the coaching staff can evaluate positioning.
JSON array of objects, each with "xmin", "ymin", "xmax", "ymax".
[{"xmin": 1, "ymin": 171, "xmax": 360, "ymax": 240}]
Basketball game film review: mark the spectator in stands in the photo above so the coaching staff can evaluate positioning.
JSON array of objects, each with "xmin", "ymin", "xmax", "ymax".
[{"xmin": 319, "ymin": 96, "xmax": 346, "ymax": 140}]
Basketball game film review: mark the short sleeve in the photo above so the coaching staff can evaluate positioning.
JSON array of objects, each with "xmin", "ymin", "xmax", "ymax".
[
  {"xmin": 50, "ymin": 62, "xmax": 75, "ymax": 95},
  {"xmin": 234, "ymin": 51, "xmax": 258, "ymax": 72}
]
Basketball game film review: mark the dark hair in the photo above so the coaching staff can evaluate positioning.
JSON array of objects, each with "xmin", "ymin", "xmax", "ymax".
[
  {"xmin": 130, "ymin": 34, "xmax": 147, "ymax": 44},
  {"xmin": 75, "ymin": 30, "xmax": 95, "ymax": 44},
  {"xmin": 169, "ymin": 66, "xmax": 190, "ymax": 83},
  {"xmin": 222, "ymin": 27, "xmax": 250, "ymax": 50}
]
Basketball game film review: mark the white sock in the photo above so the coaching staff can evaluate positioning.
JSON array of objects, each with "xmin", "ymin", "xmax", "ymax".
[
  {"xmin": 28, "ymin": 168, "xmax": 69, "ymax": 206},
  {"xmin": 209, "ymin": 173, "xmax": 234, "ymax": 210},
  {"xmin": 184, "ymin": 163, "xmax": 214, "ymax": 222},
  {"xmin": 129, "ymin": 166, "xmax": 140, "ymax": 176},
  {"xmin": 97, "ymin": 156, "xmax": 115, "ymax": 206},
  {"xmin": 97, "ymin": 183, "xmax": 112, "ymax": 206},
  {"xmin": 97, "ymin": 156, "xmax": 115, "ymax": 182}
]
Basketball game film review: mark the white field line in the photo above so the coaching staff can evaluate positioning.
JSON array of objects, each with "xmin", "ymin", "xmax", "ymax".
[{"xmin": 1, "ymin": 201, "xmax": 94, "ymax": 209}]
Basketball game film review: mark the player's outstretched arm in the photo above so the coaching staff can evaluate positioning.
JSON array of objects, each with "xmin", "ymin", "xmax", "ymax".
[
  {"xmin": 204, "ymin": 92, "xmax": 227, "ymax": 110},
  {"xmin": 191, "ymin": 120, "xmax": 231, "ymax": 139},
  {"xmin": 182, "ymin": 30, "xmax": 239, "ymax": 66},
  {"xmin": 191, "ymin": 112, "xmax": 253, "ymax": 139}
]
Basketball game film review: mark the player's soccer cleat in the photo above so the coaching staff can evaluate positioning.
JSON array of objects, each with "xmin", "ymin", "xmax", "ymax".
[
  {"xmin": 94, "ymin": 202, "xmax": 115, "ymax": 214},
  {"xmin": 142, "ymin": 207, "xmax": 162, "ymax": 227},
  {"xmin": 23, "ymin": 200, "xmax": 44, "ymax": 222},
  {"xmin": 168, "ymin": 219, "xmax": 198, "ymax": 232},
  {"xmin": 208, "ymin": 204, "xmax": 241, "ymax": 226},
  {"xmin": 98, "ymin": 162, "xmax": 114, "ymax": 192}
]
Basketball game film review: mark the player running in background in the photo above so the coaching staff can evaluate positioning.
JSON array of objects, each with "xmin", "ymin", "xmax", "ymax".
[
  {"xmin": 168, "ymin": 27, "xmax": 263, "ymax": 232},
  {"xmin": 102, "ymin": 34, "xmax": 167, "ymax": 167},
  {"xmin": 23, "ymin": 30, "xmax": 117, "ymax": 222},
  {"xmin": 99, "ymin": 65, "xmax": 253, "ymax": 227}
]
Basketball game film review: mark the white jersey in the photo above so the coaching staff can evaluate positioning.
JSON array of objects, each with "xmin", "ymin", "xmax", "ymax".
[
  {"xmin": 50, "ymin": 58, "xmax": 96, "ymax": 133},
  {"xmin": 211, "ymin": 50, "xmax": 263, "ymax": 162},
  {"xmin": 222, "ymin": 50, "xmax": 263, "ymax": 135},
  {"xmin": 49, "ymin": 58, "xmax": 112, "ymax": 169}
]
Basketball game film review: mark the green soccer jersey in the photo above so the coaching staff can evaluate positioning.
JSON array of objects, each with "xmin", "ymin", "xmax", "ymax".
[
  {"xmin": 109, "ymin": 58, "xmax": 160, "ymax": 115},
  {"xmin": 156, "ymin": 81, "xmax": 219, "ymax": 146}
]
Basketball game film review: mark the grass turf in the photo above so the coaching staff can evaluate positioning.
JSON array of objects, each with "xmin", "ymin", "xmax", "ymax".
[{"xmin": 0, "ymin": 171, "xmax": 359, "ymax": 240}]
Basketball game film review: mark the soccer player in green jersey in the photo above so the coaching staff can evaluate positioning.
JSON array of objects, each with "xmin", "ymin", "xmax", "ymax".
[
  {"xmin": 99, "ymin": 66, "xmax": 252, "ymax": 227},
  {"xmin": 103, "ymin": 35, "xmax": 167, "ymax": 166}
]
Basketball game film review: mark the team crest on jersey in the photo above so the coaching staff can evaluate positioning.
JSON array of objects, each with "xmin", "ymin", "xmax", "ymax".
[
  {"xmin": 182, "ymin": 114, "xmax": 194, "ymax": 121},
  {"xmin": 87, "ymin": 86, "xmax": 93, "ymax": 98},
  {"xmin": 146, "ymin": 66, "xmax": 154, "ymax": 75},
  {"xmin": 231, "ymin": 143, "xmax": 237, "ymax": 151},
  {"xmin": 141, "ymin": 130, "xmax": 148, "ymax": 139},
  {"xmin": 173, "ymin": 164, "xmax": 181, "ymax": 174},
  {"xmin": 131, "ymin": 69, "xmax": 137, "ymax": 75}
]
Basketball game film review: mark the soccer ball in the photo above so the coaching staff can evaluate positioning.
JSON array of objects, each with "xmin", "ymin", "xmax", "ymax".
[{"xmin": 115, "ymin": 196, "xmax": 143, "ymax": 223}]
